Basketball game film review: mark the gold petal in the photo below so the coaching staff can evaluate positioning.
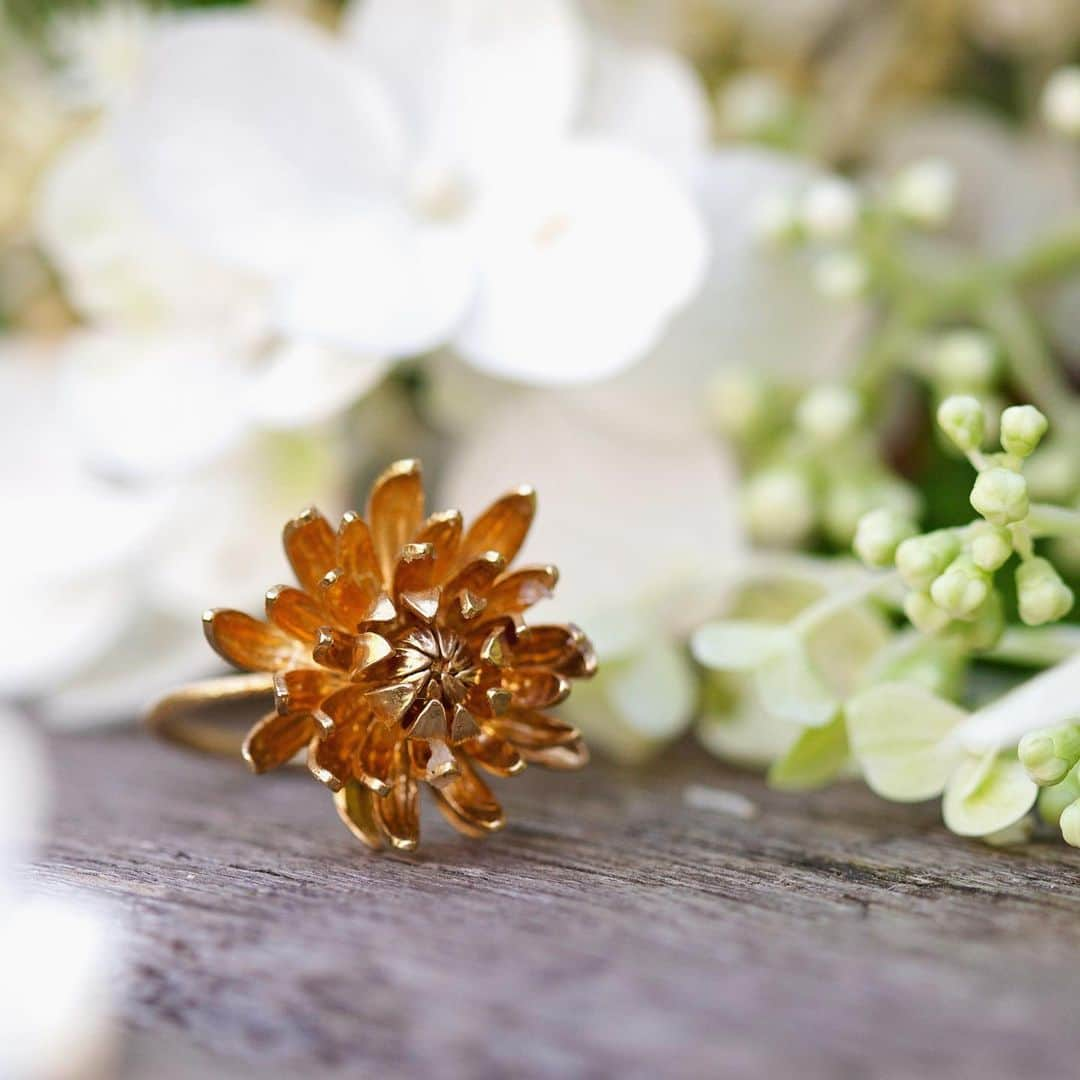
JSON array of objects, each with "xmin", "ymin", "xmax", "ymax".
[
  {"xmin": 431, "ymin": 757, "xmax": 505, "ymax": 837},
  {"xmin": 273, "ymin": 668, "xmax": 339, "ymax": 715},
  {"xmin": 401, "ymin": 588, "xmax": 441, "ymax": 621},
  {"xmin": 443, "ymin": 552, "xmax": 506, "ymax": 602},
  {"xmin": 407, "ymin": 698, "xmax": 448, "ymax": 740},
  {"xmin": 355, "ymin": 721, "xmax": 398, "ymax": 797},
  {"xmin": 265, "ymin": 585, "xmax": 324, "ymax": 644},
  {"xmin": 511, "ymin": 624, "xmax": 597, "ymax": 677},
  {"xmin": 367, "ymin": 459, "xmax": 424, "ymax": 586},
  {"xmin": 415, "ymin": 509, "xmax": 463, "ymax": 583},
  {"xmin": 337, "ymin": 511, "xmax": 379, "ymax": 582},
  {"xmin": 464, "ymin": 732, "xmax": 525, "ymax": 777},
  {"xmin": 202, "ymin": 609, "xmax": 299, "ymax": 672},
  {"xmin": 242, "ymin": 711, "xmax": 321, "ymax": 773},
  {"xmin": 318, "ymin": 569, "xmax": 380, "ymax": 631},
  {"xmin": 366, "ymin": 677, "xmax": 424, "ymax": 727},
  {"xmin": 283, "ymin": 507, "xmax": 337, "ymax": 595},
  {"xmin": 485, "ymin": 708, "xmax": 581, "ymax": 751},
  {"xmin": 334, "ymin": 781, "xmax": 385, "ymax": 850},
  {"xmin": 354, "ymin": 632, "xmax": 394, "ymax": 671},
  {"xmin": 519, "ymin": 737, "xmax": 589, "ymax": 770},
  {"xmin": 372, "ymin": 744, "xmax": 420, "ymax": 851},
  {"xmin": 307, "ymin": 720, "xmax": 364, "ymax": 791},
  {"xmin": 484, "ymin": 566, "xmax": 559, "ymax": 619},
  {"xmin": 457, "ymin": 487, "xmax": 536, "ymax": 570},
  {"xmin": 393, "ymin": 542, "xmax": 437, "ymax": 600},
  {"xmin": 312, "ymin": 626, "xmax": 357, "ymax": 672},
  {"xmin": 500, "ymin": 670, "xmax": 571, "ymax": 709},
  {"xmin": 484, "ymin": 688, "xmax": 512, "ymax": 717},
  {"xmin": 319, "ymin": 684, "xmax": 372, "ymax": 727},
  {"xmin": 449, "ymin": 704, "xmax": 481, "ymax": 744}
]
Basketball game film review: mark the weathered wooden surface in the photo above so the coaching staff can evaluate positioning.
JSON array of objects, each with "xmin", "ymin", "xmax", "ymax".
[{"xmin": 30, "ymin": 728, "xmax": 1080, "ymax": 1079}]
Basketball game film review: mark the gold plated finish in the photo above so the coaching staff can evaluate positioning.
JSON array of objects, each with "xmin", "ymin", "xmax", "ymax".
[{"xmin": 144, "ymin": 460, "xmax": 595, "ymax": 851}]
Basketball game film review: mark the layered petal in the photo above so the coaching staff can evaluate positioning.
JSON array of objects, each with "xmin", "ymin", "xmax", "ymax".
[
  {"xmin": 243, "ymin": 710, "xmax": 329, "ymax": 774},
  {"xmin": 456, "ymin": 138, "xmax": 707, "ymax": 384},
  {"xmin": 430, "ymin": 756, "xmax": 505, "ymax": 836},
  {"xmin": 367, "ymin": 459, "xmax": 425, "ymax": 583},
  {"xmin": 283, "ymin": 509, "xmax": 338, "ymax": 596},
  {"xmin": 334, "ymin": 781, "xmax": 385, "ymax": 849},
  {"xmin": 457, "ymin": 488, "xmax": 536, "ymax": 569},
  {"xmin": 202, "ymin": 609, "xmax": 300, "ymax": 672}
]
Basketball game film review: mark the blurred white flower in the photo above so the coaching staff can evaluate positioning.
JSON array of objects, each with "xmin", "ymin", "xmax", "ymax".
[
  {"xmin": 800, "ymin": 176, "xmax": 861, "ymax": 241},
  {"xmin": 442, "ymin": 380, "xmax": 743, "ymax": 760},
  {"xmin": 718, "ymin": 71, "xmax": 792, "ymax": 138},
  {"xmin": 1043, "ymin": 66, "xmax": 1080, "ymax": 139},
  {"xmin": 634, "ymin": 147, "xmax": 868, "ymax": 410},
  {"xmin": 872, "ymin": 105, "xmax": 1080, "ymax": 258},
  {"xmin": 0, "ymin": 705, "xmax": 119, "ymax": 1079},
  {"xmin": 36, "ymin": 131, "xmax": 392, "ymax": 472},
  {"xmin": 0, "ymin": 340, "xmax": 348, "ymax": 722},
  {"xmin": 108, "ymin": 2, "xmax": 708, "ymax": 384},
  {"xmin": 888, "ymin": 157, "xmax": 957, "ymax": 229}
]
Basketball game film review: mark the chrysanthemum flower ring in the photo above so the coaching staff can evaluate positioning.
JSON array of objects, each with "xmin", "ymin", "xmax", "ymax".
[{"xmin": 145, "ymin": 460, "xmax": 595, "ymax": 852}]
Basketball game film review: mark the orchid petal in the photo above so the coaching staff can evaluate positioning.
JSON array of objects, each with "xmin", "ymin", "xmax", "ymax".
[
  {"xmin": 456, "ymin": 138, "xmax": 707, "ymax": 384},
  {"xmin": 113, "ymin": 10, "xmax": 405, "ymax": 277},
  {"xmin": 581, "ymin": 40, "xmax": 709, "ymax": 181},
  {"xmin": 342, "ymin": 0, "xmax": 586, "ymax": 181}
]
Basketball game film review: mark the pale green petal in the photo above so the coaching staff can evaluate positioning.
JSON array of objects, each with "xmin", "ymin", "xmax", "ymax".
[
  {"xmin": 806, "ymin": 602, "xmax": 891, "ymax": 697},
  {"xmin": 768, "ymin": 713, "xmax": 849, "ymax": 790},
  {"xmin": 942, "ymin": 750, "xmax": 1038, "ymax": 837},
  {"xmin": 568, "ymin": 641, "xmax": 697, "ymax": 764},
  {"xmin": 697, "ymin": 680, "xmax": 802, "ymax": 768},
  {"xmin": 846, "ymin": 682, "xmax": 967, "ymax": 801},
  {"xmin": 690, "ymin": 620, "xmax": 794, "ymax": 672},
  {"xmin": 754, "ymin": 640, "xmax": 838, "ymax": 728}
]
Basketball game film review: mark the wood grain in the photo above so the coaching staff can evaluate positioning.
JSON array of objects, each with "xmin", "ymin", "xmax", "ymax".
[{"xmin": 28, "ymin": 728, "xmax": 1080, "ymax": 1079}]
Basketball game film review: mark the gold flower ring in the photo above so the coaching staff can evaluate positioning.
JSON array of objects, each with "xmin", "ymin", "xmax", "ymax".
[{"xmin": 144, "ymin": 460, "xmax": 595, "ymax": 851}]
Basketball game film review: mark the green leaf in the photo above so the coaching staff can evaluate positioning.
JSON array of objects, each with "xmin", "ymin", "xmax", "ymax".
[
  {"xmin": 943, "ymin": 750, "xmax": 1038, "ymax": 837},
  {"xmin": 846, "ymin": 682, "xmax": 967, "ymax": 801},
  {"xmin": 768, "ymin": 713, "xmax": 849, "ymax": 790},
  {"xmin": 754, "ymin": 640, "xmax": 838, "ymax": 728},
  {"xmin": 690, "ymin": 621, "xmax": 794, "ymax": 672}
]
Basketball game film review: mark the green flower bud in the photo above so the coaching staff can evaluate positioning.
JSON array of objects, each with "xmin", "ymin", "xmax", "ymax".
[
  {"xmin": 1018, "ymin": 723, "xmax": 1080, "ymax": 786},
  {"xmin": 795, "ymin": 384, "xmax": 861, "ymax": 443},
  {"xmin": 929, "ymin": 555, "xmax": 990, "ymax": 618},
  {"xmin": 1037, "ymin": 767, "xmax": 1080, "ymax": 826},
  {"xmin": 895, "ymin": 529, "xmax": 960, "ymax": 590},
  {"xmin": 1060, "ymin": 799, "xmax": 1080, "ymax": 847},
  {"xmin": 1016, "ymin": 556, "xmax": 1074, "ymax": 626},
  {"xmin": 970, "ymin": 467, "xmax": 1028, "ymax": 525},
  {"xmin": 999, "ymin": 404, "xmax": 1048, "ymax": 458},
  {"xmin": 903, "ymin": 591, "xmax": 951, "ymax": 635},
  {"xmin": 955, "ymin": 591, "xmax": 1005, "ymax": 651},
  {"xmin": 853, "ymin": 507, "xmax": 917, "ymax": 567},
  {"xmin": 742, "ymin": 468, "xmax": 815, "ymax": 548},
  {"xmin": 931, "ymin": 330, "xmax": 997, "ymax": 389},
  {"xmin": 968, "ymin": 524, "xmax": 1013, "ymax": 572},
  {"xmin": 937, "ymin": 395, "xmax": 985, "ymax": 452},
  {"xmin": 708, "ymin": 371, "xmax": 768, "ymax": 442}
]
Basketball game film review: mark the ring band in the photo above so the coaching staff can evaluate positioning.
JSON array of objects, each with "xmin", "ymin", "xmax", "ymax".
[{"xmin": 144, "ymin": 673, "xmax": 274, "ymax": 758}]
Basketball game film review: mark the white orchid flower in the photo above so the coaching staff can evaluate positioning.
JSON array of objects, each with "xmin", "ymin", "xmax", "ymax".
[
  {"xmin": 36, "ymin": 129, "xmax": 392, "ymax": 464},
  {"xmin": 0, "ymin": 341, "xmax": 348, "ymax": 723},
  {"xmin": 108, "ymin": 2, "xmax": 709, "ymax": 384}
]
